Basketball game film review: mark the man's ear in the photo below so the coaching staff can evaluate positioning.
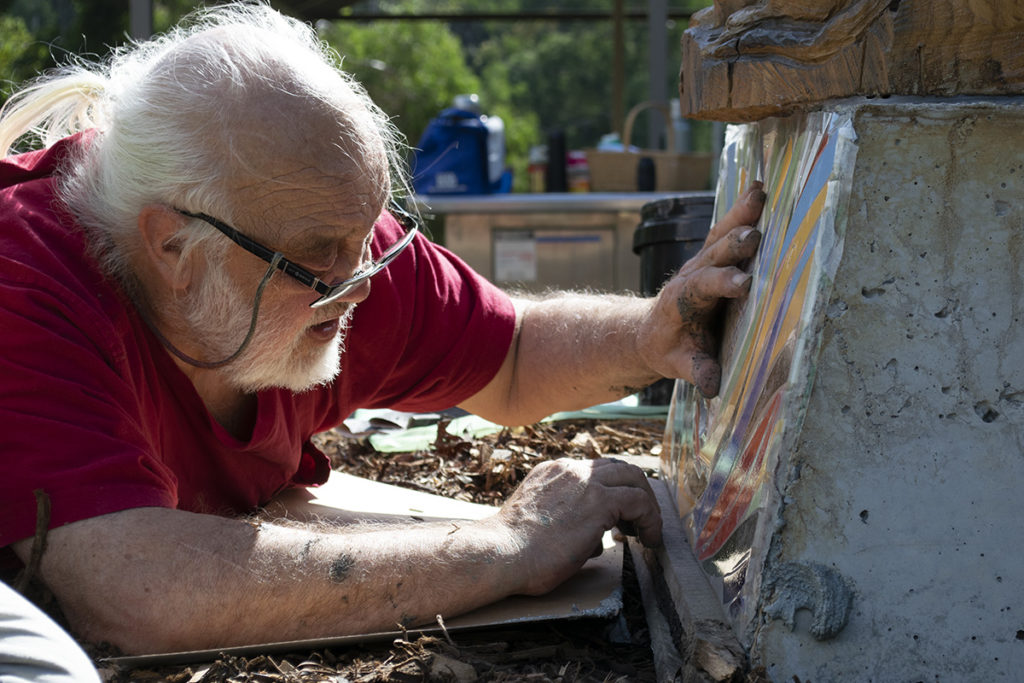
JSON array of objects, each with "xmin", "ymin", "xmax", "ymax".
[{"xmin": 137, "ymin": 204, "xmax": 192, "ymax": 292}]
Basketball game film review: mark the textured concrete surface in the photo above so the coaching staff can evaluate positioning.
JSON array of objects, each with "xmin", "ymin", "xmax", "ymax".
[{"xmin": 751, "ymin": 98, "xmax": 1024, "ymax": 680}]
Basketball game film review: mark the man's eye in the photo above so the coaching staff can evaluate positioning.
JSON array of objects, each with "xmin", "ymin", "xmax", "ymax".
[
  {"xmin": 295, "ymin": 234, "xmax": 371, "ymax": 277},
  {"xmin": 295, "ymin": 247, "xmax": 338, "ymax": 273},
  {"xmin": 313, "ymin": 258, "xmax": 343, "ymax": 277}
]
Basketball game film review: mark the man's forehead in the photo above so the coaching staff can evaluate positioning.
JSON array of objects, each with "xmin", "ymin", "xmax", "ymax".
[
  {"xmin": 233, "ymin": 164, "xmax": 389, "ymax": 239},
  {"xmin": 212, "ymin": 59, "xmax": 392, "ymax": 211},
  {"xmin": 231, "ymin": 152, "xmax": 380, "ymax": 198}
]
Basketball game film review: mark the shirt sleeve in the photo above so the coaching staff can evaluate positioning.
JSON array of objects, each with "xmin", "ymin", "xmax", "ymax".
[
  {"xmin": 0, "ymin": 274, "xmax": 179, "ymax": 549},
  {"xmin": 0, "ymin": 143, "xmax": 181, "ymax": 550}
]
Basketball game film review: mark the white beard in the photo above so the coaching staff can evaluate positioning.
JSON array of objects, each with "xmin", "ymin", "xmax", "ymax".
[{"xmin": 183, "ymin": 264, "xmax": 351, "ymax": 393}]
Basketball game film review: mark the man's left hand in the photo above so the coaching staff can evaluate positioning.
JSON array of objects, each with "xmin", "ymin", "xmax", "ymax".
[{"xmin": 637, "ymin": 183, "xmax": 766, "ymax": 398}]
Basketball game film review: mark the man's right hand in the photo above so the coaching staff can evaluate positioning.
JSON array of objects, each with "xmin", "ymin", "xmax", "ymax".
[{"xmin": 488, "ymin": 457, "xmax": 662, "ymax": 596}]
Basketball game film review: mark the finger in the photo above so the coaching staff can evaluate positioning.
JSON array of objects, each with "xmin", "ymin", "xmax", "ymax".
[
  {"xmin": 592, "ymin": 459, "xmax": 657, "ymax": 496},
  {"xmin": 705, "ymin": 182, "xmax": 766, "ymax": 246},
  {"xmin": 591, "ymin": 462, "xmax": 663, "ymax": 545},
  {"xmin": 674, "ymin": 267, "xmax": 753, "ymax": 319},
  {"xmin": 605, "ymin": 486, "xmax": 663, "ymax": 547},
  {"xmin": 700, "ymin": 225, "xmax": 762, "ymax": 269},
  {"xmin": 689, "ymin": 351, "xmax": 722, "ymax": 398},
  {"xmin": 616, "ymin": 521, "xmax": 637, "ymax": 537},
  {"xmin": 653, "ymin": 340, "xmax": 721, "ymax": 395}
]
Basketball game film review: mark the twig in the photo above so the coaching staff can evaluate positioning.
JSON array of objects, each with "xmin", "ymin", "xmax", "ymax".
[
  {"xmin": 16, "ymin": 489, "xmax": 50, "ymax": 593},
  {"xmin": 436, "ymin": 614, "xmax": 455, "ymax": 646}
]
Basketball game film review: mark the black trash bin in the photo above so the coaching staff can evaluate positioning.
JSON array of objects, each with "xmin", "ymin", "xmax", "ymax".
[{"xmin": 632, "ymin": 193, "xmax": 716, "ymax": 405}]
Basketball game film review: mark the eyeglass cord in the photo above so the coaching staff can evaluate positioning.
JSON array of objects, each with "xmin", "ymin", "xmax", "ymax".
[{"xmin": 141, "ymin": 252, "xmax": 283, "ymax": 370}]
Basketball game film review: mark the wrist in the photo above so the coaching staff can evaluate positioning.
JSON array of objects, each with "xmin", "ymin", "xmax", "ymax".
[{"xmin": 464, "ymin": 516, "xmax": 530, "ymax": 595}]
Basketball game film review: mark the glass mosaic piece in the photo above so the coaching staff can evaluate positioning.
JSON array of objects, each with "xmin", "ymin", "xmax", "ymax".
[{"xmin": 661, "ymin": 110, "xmax": 858, "ymax": 618}]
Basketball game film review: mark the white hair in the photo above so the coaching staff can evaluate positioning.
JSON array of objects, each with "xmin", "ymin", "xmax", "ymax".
[{"xmin": 0, "ymin": 1, "xmax": 410, "ymax": 289}]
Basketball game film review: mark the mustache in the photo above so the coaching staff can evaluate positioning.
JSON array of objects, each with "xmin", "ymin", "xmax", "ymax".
[{"xmin": 312, "ymin": 302, "xmax": 357, "ymax": 327}]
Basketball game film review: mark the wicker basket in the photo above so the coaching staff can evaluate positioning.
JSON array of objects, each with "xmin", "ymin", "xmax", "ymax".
[{"xmin": 586, "ymin": 101, "xmax": 712, "ymax": 192}]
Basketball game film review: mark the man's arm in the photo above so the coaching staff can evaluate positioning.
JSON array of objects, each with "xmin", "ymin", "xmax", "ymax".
[
  {"xmin": 12, "ymin": 458, "xmax": 659, "ymax": 654},
  {"xmin": 461, "ymin": 184, "xmax": 766, "ymax": 425}
]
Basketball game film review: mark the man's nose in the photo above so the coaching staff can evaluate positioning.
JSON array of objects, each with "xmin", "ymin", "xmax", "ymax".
[{"xmin": 339, "ymin": 277, "xmax": 371, "ymax": 303}]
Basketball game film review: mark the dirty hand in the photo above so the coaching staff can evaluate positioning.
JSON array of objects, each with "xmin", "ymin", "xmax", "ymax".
[
  {"xmin": 491, "ymin": 457, "xmax": 662, "ymax": 597},
  {"xmin": 637, "ymin": 182, "xmax": 766, "ymax": 398}
]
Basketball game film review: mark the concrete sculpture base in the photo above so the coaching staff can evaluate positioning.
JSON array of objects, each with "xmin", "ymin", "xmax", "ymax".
[{"xmin": 651, "ymin": 96, "xmax": 1024, "ymax": 681}]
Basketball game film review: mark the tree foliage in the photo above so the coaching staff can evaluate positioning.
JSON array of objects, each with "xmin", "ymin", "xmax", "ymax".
[
  {"xmin": 323, "ymin": 2, "xmax": 711, "ymax": 190},
  {"xmin": 317, "ymin": 19, "xmax": 481, "ymax": 154},
  {"xmin": 0, "ymin": 13, "xmax": 47, "ymax": 94},
  {"xmin": 1, "ymin": 1, "xmax": 713, "ymax": 189},
  {"xmin": 0, "ymin": 0, "xmax": 197, "ymax": 102}
]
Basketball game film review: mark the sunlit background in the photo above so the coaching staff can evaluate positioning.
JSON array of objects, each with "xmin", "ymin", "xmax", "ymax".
[{"xmin": 0, "ymin": 1, "xmax": 715, "ymax": 192}]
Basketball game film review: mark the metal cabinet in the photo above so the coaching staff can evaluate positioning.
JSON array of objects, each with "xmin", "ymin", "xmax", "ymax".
[{"xmin": 415, "ymin": 193, "xmax": 695, "ymax": 294}]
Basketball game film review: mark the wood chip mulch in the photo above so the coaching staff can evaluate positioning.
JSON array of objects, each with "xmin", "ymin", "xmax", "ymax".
[{"xmin": 318, "ymin": 418, "xmax": 665, "ymax": 505}]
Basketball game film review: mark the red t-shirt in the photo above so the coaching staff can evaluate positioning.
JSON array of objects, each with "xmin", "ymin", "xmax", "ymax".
[{"xmin": 0, "ymin": 136, "xmax": 516, "ymax": 549}]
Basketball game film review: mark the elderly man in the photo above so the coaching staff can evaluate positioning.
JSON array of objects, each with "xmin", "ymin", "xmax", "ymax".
[{"xmin": 0, "ymin": 2, "xmax": 764, "ymax": 657}]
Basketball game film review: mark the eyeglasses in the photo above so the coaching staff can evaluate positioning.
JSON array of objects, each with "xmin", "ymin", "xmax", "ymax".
[{"xmin": 175, "ymin": 201, "xmax": 419, "ymax": 309}]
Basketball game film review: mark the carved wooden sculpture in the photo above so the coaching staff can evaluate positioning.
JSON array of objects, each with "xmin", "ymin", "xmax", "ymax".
[{"xmin": 680, "ymin": 0, "xmax": 1024, "ymax": 121}]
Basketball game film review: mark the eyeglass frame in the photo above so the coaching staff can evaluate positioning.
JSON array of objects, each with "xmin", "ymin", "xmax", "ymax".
[{"xmin": 175, "ymin": 200, "xmax": 419, "ymax": 309}]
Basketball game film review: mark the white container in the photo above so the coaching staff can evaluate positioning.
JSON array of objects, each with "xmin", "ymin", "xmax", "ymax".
[{"xmin": 483, "ymin": 114, "xmax": 506, "ymax": 186}]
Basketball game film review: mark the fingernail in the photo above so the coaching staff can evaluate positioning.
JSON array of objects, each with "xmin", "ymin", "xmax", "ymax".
[
  {"xmin": 733, "ymin": 272, "xmax": 752, "ymax": 287},
  {"xmin": 739, "ymin": 228, "xmax": 752, "ymax": 241},
  {"xmin": 748, "ymin": 189, "xmax": 767, "ymax": 205}
]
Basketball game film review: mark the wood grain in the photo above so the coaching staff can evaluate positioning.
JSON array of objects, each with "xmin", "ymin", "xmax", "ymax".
[{"xmin": 679, "ymin": 0, "xmax": 1024, "ymax": 120}]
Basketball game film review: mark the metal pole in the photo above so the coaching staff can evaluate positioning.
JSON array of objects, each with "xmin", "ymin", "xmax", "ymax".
[
  {"xmin": 129, "ymin": 0, "xmax": 153, "ymax": 40},
  {"xmin": 647, "ymin": 0, "xmax": 668, "ymax": 149},
  {"xmin": 612, "ymin": 0, "xmax": 625, "ymax": 136},
  {"xmin": 329, "ymin": 10, "xmax": 694, "ymax": 22}
]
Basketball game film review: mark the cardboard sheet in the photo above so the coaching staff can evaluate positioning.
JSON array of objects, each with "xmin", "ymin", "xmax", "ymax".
[{"xmin": 106, "ymin": 472, "xmax": 623, "ymax": 667}]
